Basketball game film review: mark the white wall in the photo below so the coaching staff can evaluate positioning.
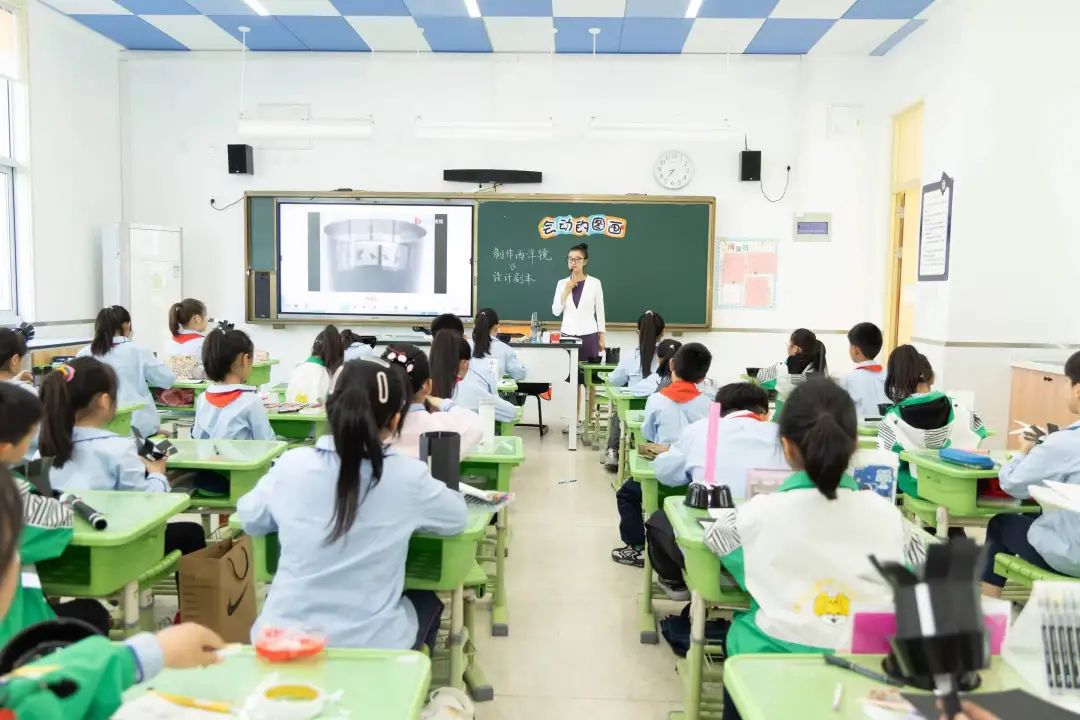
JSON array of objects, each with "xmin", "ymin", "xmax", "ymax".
[
  {"xmin": 118, "ymin": 51, "xmax": 882, "ymax": 384},
  {"xmin": 27, "ymin": 0, "xmax": 121, "ymax": 325}
]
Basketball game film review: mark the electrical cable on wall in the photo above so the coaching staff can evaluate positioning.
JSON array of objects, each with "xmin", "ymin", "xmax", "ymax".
[
  {"xmin": 761, "ymin": 165, "xmax": 792, "ymax": 203},
  {"xmin": 210, "ymin": 197, "xmax": 243, "ymax": 211}
]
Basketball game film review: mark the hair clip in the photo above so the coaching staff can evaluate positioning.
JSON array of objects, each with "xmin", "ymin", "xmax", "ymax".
[
  {"xmin": 56, "ymin": 364, "xmax": 75, "ymax": 383},
  {"xmin": 645, "ymin": 310, "xmax": 653, "ymax": 315},
  {"xmin": 383, "ymin": 349, "xmax": 416, "ymax": 374}
]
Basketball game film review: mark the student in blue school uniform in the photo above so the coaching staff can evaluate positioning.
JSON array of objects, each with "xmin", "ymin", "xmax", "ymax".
[
  {"xmin": 237, "ymin": 358, "xmax": 468, "ymax": 650},
  {"xmin": 78, "ymin": 305, "xmax": 175, "ymax": 438},
  {"xmin": 700, "ymin": 380, "xmax": 914, "ymax": 720},
  {"xmin": 0, "ymin": 384, "xmax": 111, "ymax": 641},
  {"xmin": 876, "ymin": 345, "xmax": 986, "ymax": 498},
  {"xmin": 470, "ymin": 307, "xmax": 526, "ymax": 382},
  {"xmin": 164, "ymin": 298, "xmax": 208, "ymax": 359},
  {"xmin": 430, "ymin": 330, "xmax": 519, "ymax": 423},
  {"xmin": 755, "ymin": 328, "xmax": 828, "ymax": 389},
  {"xmin": 285, "ymin": 325, "xmax": 345, "ymax": 404},
  {"xmin": 839, "ymin": 322, "xmax": 889, "ymax": 419},
  {"xmin": 342, "ymin": 329, "xmax": 377, "ymax": 362},
  {"xmin": 630, "ymin": 338, "xmax": 681, "ymax": 398},
  {"xmin": 38, "ymin": 358, "xmax": 206, "ymax": 560},
  {"xmin": 611, "ymin": 343, "xmax": 713, "ymax": 567},
  {"xmin": 0, "ymin": 470, "xmax": 225, "ymax": 719},
  {"xmin": 0, "ymin": 327, "xmax": 34, "ymax": 390},
  {"xmin": 192, "ymin": 328, "xmax": 274, "ymax": 442},
  {"xmin": 601, "ymin": 310, "xmax": 666, "ymax": 469},
  {"xmin": 981, "ymin": 350, "xmax": 1080, "ymax": 597}
]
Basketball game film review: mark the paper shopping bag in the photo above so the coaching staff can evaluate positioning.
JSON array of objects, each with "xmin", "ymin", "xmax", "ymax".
[{"xmin": 178, "ymin": 535, "xmax": 256, "ymax": 643}]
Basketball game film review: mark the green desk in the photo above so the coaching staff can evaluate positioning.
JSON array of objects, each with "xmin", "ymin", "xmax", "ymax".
[
  {"xmin": 248, "ymin": 359, "xmax": 278, "ymax": 387},
  {"xmin": 123, "ymin": 647, "xmax": 430, "ymax": 719},
  {"xmin": 626, "ymin": 409, "xmax": 645, "ymax": 447},
  {"xmin": 899, "ymin": 450, "xmax": 1034, "ymax": 534},
  {"xmin": 460, "ymin": 436, "xmax": 525, "ymax": 636},
  {"xmin": 166, "ymin": 439, "xmax": 287, "ymax": 510},
  {"xmin": 724, "ymin": 655, "xmax": 1027, "ymax": 720},
  {"xmin": 664, "ymin": 495, "xmax": 751, "ymax": 720},
  {"xmin": 580, "ymin": 362, "xmax": 617, "ymax": 447},
  {"xmin": 237, "ymin": 508, "xmax": 492, "ymax": 696},
  {"xmin": 265, "ymin": 409, "xmax": 328, "ymax": 441},
  {"xmin": 37, "ymin": 491, "xmax": 190, "ymax": 637},
  {"xmin": 606, "ymin": 383, "xmax": 648, "ymax": 490},
  {"xmin": 496, "ymin": 404, "xmax": 525, "ymax": 437},
  {"xmin": 105, "ymin": 403, "xmax": 144, "ymax": 436},
  {"xmin": 631, "ymin": 450, "xmax": 686, "ymax": 645},
  {"xmin": 497, "ymin": 377, "xmax": 518, "ymax": 394},
  {"xmin": 857, "ymin": 423, "xmax": 879, "ymax": 437}
]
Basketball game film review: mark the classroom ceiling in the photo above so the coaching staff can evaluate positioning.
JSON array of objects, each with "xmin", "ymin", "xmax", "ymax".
[{"xmin": 45, "ymin": 0, "xmax": 939, "ymax": 55}]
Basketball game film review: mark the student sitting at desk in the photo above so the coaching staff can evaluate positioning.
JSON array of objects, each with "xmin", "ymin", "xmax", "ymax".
[
  {"xmin": 342, "ymin": 329, "xmax": 377, "ymax": 362},
  {"xmin": 430, "ymin": 330, "xmax": 519, "ymax": 423},
  {"xmin": 0, "ymin": 470, "xmax": 225, "ymax": 719},
  {"xmin": 634, "ymin": 338, "xmax": 681, "ymax": 397},
  {"xmin": 755, "ymin": 328, "xmax": 828, "ymax": 389},
  {"xmin": 601, "ymin": 310, "xmax": 666, "ymax": 469},
  {"xmin": 981, "ymin": 351, "xmax": 1080, "ymax": 597},
  {"xmin": 702, "ymin": 380, "xmax": 911, "ymax": 718},
  {"xmin": 0, "ymin": 327, "xmax": 34, "ymax": 391},
  {"xmin": 237, "ymin": 358, "xmax": 467, "ymax": 650},
  {"xmin": 431, "ymin": 313, "xmax": 465, "ymax": 337},
  {"xmin": 612, "ymin": 344, "xmax": 713, "ymax": 568},
  {"xmin": 192, "ymin": 328, "xmax": 274, "ymax": 442},
  {"xmin": 39, "ymin": 359, "xmax": 206, "ymax": 562},
  {"xmin": 0, "ymin": 384, "xmax": 111, "ymax": 641},
  {"xmin": 164, "ymin": 298, "xmax": 208, "ymax": 359},
  {"xmin": 876, "ymin": 345, "xmax": 986, "ymax": 497},
  {"xmin": 382, "ymin": 343, "xmax": 484, "ymax": 460},
  {"xmin": 470, "ymin": 307, "xmax": 526, "ymax": 382},
  {"xmin": 78, "ymin": 305, "xmax": 175, "ymax": 437},
  {"xmin": 839, "ymin": 322, "xmax": 889, "ymax": 420},
  {"xmin": 286, "ymin": 325, "xmax": 345, "ymax": 405},
  {"xmin": 643, "ymin": 383, "xmax": 790, "ymax": 598}
]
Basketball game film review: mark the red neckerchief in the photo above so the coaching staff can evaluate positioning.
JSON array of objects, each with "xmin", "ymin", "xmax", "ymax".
[
  {"xmin": 206, "ymin": 389, "xmax": 249, "ymax": 407},
  {"xmin": 172, "ymin": 333, "xmax": 202, "ymax": 344},
  {"xmin": 856, "ymin": 364, "xmax": 883, "ymax": 372},
  {"xmin": 659, "ymin": 380, "xmax": 701, "ymax": 404}
]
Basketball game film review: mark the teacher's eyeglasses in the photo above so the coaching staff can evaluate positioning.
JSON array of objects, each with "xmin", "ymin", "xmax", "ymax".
[{"xmin": 567, "ymin": 257, "xmax": 584, "ymax": 263}]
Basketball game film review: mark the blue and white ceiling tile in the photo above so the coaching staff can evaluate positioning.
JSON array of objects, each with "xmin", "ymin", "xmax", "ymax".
[{"xmin": 44, "ymin": 0, "xmax": 938, "ymax": 55}]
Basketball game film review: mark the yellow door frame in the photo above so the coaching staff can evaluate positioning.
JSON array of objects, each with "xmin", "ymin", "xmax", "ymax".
[{"xmin": 883, "ymin": 102, "xmax": 924, "ymax": 353}]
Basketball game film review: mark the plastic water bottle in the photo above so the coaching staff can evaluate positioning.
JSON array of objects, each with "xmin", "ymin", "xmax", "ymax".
[
  {"xmin": 530, "ymin": 311, "xmax": 540, "ymax": 342},
  {"xmin": 478, "ymin": 396, "xmax": 496, "ymax": 446}
]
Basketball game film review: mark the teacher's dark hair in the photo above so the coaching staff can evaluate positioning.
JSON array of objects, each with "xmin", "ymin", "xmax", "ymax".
[
  {"xmin": 569, "ymin": 243, "xmax": 589, "ymax": 260},
  {"xmin": 778, "ymin": 378, "xmax": 857, "ymax": 500}
]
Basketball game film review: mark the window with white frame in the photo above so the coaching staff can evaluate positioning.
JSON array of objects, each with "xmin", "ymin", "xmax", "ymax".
[{"xmin": 0, "ymin": 3, "xmax": 22, "ymax": 318}]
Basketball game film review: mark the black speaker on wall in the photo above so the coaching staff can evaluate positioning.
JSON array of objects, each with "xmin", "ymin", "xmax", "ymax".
[
  {"xmin": 252, "ymin": 272, "xmax": 272, "ymax": 319},
  {"xmin": 443, "ymin": 169, "xmax": 542, "ymax": 185},
  {"xmin": 228, "ymin": 144, "xmax": 254, "ymax": 175},
  {"xmin": 740, "ymin": 151, "xmax": 761, "ymax": 182}
]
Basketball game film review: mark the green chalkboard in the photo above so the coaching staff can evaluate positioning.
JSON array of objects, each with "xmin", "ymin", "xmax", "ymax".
[{"xmin": 476, "ymin": 198, "xmax": 713, "ymax": 327}]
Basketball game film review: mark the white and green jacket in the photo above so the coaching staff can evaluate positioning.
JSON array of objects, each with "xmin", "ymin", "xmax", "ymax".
[{"xmin": 876, "ymin": 391, "xmax": 987, "ymax": 496}]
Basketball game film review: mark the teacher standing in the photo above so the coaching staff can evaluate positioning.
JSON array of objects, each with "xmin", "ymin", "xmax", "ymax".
[{"xmin": 552, "ymin": 242, "xmax": 606, "ymax": 363}]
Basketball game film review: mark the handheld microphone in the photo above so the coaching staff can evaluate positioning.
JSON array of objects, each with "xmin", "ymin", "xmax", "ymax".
[{"xmin": 59, "ymin": 493, "xmax": 107, "ymax": 530}]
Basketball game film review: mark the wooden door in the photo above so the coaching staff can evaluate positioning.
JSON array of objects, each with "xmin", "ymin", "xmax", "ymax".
[{"xmin": 884, "ymin": 103, "xmax": 923, "ymax": 353}]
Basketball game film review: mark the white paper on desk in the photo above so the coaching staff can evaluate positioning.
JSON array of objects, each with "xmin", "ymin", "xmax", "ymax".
[{"xmin": 114, "ymin": 693, "xmax": 232, "ymax": 719}]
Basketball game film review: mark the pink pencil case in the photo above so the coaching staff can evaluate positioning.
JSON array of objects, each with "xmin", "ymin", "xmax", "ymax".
[{"xmin": 850, "ymin": 598, "xmax": 1011, "ymax": 655}]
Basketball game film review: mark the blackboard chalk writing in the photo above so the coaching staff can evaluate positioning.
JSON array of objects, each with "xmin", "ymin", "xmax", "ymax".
[
  {"xmin": 538, "ymin": 214, "xmax": 627, "ymax": 240},
  {"xmin": 491, "ymin": 247, "xmax": 554, "ymax": 264},
  {"xmin": 491, "ymin": 271, "xmax": 537, "ymax": 286}
]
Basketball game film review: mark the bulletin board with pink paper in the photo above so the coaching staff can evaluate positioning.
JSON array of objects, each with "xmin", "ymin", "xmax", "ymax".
[{"xmin": 714, "ymin": 238, "xmax": 778, "ymax": 309}]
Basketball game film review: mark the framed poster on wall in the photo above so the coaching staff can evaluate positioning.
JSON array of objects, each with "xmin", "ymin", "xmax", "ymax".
[{"xmin": 918, "ymin": 172, "xmax": 954, "ymax": 282}]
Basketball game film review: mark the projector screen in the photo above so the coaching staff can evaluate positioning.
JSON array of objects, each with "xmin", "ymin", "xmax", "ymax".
[{"xmin": 277, "ymin": 201, "xmax": 475, "ymax": 318}]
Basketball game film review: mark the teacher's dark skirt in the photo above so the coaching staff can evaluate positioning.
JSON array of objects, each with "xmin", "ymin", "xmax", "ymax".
[{"xmin": 577, "ymin": 332, "xmax": 602, "ymax": 383}]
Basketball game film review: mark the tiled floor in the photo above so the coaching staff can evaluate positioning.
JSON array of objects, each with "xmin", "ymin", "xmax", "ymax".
[{"xmin": 472, "ymin": 430, "xmax": 685, "ymax": 719}]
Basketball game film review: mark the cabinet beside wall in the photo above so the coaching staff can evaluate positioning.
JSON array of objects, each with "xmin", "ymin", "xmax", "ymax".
[{"xmin": 1008, "ymin": 363, "xmax": 1079, "ymax": 450}]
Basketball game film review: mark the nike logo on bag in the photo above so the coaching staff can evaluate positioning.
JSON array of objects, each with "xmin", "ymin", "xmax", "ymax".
[{"xmin": 227, "ymin": 586, "xmax": 248, "ymax": 615}]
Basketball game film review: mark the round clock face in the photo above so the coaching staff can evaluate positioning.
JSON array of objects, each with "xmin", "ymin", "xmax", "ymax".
[{"xmin": 654, "ymin": 150, "xmax": 693, "ymax": 190}]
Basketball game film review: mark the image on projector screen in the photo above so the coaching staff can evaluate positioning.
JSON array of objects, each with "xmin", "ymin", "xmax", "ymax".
[{"xmin": 277, "ymin": 202, "xmax": 474, "ymax": 317}]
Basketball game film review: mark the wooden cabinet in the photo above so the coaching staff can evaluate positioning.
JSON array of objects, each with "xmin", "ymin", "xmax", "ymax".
[{"xmin": 1008, "ymin": 368, "xmax": 1079, "ymax": 449}]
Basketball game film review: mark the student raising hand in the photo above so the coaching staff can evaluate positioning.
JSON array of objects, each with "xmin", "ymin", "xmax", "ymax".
[{"xmin": 155, "ymin": 623, "xmax": 226, "ymax": 669}]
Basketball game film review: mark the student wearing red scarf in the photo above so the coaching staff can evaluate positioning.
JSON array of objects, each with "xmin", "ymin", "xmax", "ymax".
[{"xmin": 839, "ymin": 322, "xmax": 889, "ymax": 420}]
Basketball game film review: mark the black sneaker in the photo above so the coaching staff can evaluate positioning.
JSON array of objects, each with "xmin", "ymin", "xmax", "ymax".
[{"xmin": 611, "ymin": 544, "xmax": 644, "ymax": 568}]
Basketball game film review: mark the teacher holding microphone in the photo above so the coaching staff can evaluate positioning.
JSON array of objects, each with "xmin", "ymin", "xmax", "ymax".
[{"xmin": 552, "ymin": 242, "xmax": 606, "ymax": 363}]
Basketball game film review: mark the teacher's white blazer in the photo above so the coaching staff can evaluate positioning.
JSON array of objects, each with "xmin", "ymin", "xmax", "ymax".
[{"xmin": 552, "ymin": 276, "xmax": 606, "ymax": 336}]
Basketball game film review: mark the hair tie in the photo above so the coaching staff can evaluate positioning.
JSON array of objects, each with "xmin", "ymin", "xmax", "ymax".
[
  {"xmin": 645, "ymin": 310, "xmax": 653, "ymax": 315},
  {"xmin": 57, "ymin": 364, "xmax": 75, "ymax": 383},
  {"xmin": 383, "ymin": 348, "xmax": 416, "ymax": 374}
]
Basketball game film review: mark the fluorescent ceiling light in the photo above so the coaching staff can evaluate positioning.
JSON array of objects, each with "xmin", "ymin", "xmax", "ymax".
[
  {"xmin": 684, "ymin": 0, "xmax": 702, "ymax": 18},
  {"xmin": 589, "ymin": 117, "xmax": 733, "ymax": 140},
  {"xmin": 415, "ymin": 118, "xmax": 554, "ymax": 140},
  {"xmin": 243, "ymin": 0, "xmax": 270, "ymax": 16},
  {"xmin": 464, "ymin": 0, "xmax": 480, "ymax": 18},
  {"xmin": 238, "ymin": 117, "xmax": 374, "ymax": 140}
]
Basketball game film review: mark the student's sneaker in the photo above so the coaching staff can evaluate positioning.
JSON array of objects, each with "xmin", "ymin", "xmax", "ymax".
[
  {"xmin": 657, "ymin": 577, "xmax": 690, "ymax": 602},
  {"xmin": 602, "ymin": 448, "xmax": 619, "ymax": 468},
  {"xmin": 611, "ymin": 544, "xmax": 644, "ymax": 568}
]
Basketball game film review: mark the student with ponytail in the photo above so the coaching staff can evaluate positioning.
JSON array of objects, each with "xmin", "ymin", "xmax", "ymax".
[
  {"xmin": 286, "ymin": 325, "xmax": 346, "ymax": 404},
  {"xmin": 192, "ymin": 328, "xmax": 274, "ymax": 441},
  {"xmin": 237, "ymin": 358, "xmax": 467, "ymax": 650},
  {"xmin": 429, "ymin": 329, "xmax": 519, "ymax": 423},
  {"xmin": 165, "ymin": 298, "xmax": 208, "ymax": 358},
  {"xmin": 877, "ymin": 344, "xmax": 987, "ymax": 497},
  {"xmin": 755, "ymin": 328, "xmax": 828, "ymax": 389},
  {"xmin": 699, "ymin": 380, "xmax": 911, "ymax": 718},
  {"xmin": 600, "ymin": 311, "xmax": 667, "ymax": 469},
  {"xmin": 470, "ymin": 308, "xmax": 526, "ymax": 382},
  {"xmin": 78, "ymin": 305, "xmax": 175, "ymax": 437},
  {"xmin": 381, "ymin": 343, "xmax": 484, "ymax": 460}
]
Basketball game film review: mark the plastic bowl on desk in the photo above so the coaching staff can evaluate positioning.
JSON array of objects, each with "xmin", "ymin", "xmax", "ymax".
[{"xmin": 254, "ymin": 627, "xmax": 327, "ymax": 663}]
